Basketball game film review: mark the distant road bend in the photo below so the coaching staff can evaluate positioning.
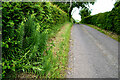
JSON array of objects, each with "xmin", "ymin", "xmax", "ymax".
[{"xmin": 67, "ymin": 24, "xmax": 118, "ymax": 78}]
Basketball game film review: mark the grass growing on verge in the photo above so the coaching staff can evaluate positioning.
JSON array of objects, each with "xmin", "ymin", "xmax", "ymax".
[
  {"xmin": 3, "ymin": 16, "xmax": 71, "ymax": 79},
  {"xmin": 83, "ymin": 24, "xmax": 120, "ymax": 42},
  {"xmin": 45, "ymin": 22, "xmax": 73, "ymax": 78},
  {"xmin": 15, "ymin": 22, "xmax": 73, "ymax": 79}
]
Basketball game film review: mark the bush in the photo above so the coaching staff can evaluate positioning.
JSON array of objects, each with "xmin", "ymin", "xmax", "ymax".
[{"xmin": 2, "ymin": 2, "xmax": 69, "ymax": 78}]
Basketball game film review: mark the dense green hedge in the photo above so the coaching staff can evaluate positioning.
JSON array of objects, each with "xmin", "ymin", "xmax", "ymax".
[
  {"xmin": 81, "ymin": 1, "xmax": 120, "ymax": 35},
  {"xmin": 2, "ymin": 2, "xmax": 68, "ymax": 78}
]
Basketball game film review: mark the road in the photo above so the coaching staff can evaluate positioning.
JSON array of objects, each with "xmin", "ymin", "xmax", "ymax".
[{"xmin": 67, "ymin": 24, "xmax": 118, "ymax": 78}]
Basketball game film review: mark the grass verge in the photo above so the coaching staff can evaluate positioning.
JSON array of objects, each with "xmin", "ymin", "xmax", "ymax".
[
  {"xmin": 14, "ymin": 22, "xmax": 73, "ymax": 79},
  {"xmin": 83, "ymin": 24, "xmax": 120, "ymax": 42},
  {"xmin": 45, "ymin": 22, "xmax": 73, "ymax": 78}
]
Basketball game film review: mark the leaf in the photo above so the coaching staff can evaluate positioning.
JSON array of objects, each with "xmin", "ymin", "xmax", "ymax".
[
  {"xmin": 5, "ymin": 44, "xmax": 9, "ymax": 48},
  {"xmin": 8, "ymin": 66, "xmax": 10, "ymax": 69},
  {"xmin": 11, "ymin": 67, "xmax": 15, "ymax": 71},
  {"xmin": 33, "ymin": 62, "xmax": 41, "ymax": 65},
  {"xmin": 2, "ymin": 62, "xmax": 5, "ymax": 66},
  {"xmin": 3, "ymin": 66, "xmax": 7, "ymax": 70},
  {"xmin": 32, "ymin": 67, "xmax": 42, "ymax": 71}
]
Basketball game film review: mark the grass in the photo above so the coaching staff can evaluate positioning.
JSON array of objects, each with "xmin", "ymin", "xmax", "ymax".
[
  {"xmin": 14, "ymin": 22, "xmax": 73, "ymax": 79},
  {"xmin": 45, "ymin": 22, "xmax": 73, "ymax": 78},
  {"xmin": 83, "ymin": 24, "xmax": 120, "ymax": 42}
]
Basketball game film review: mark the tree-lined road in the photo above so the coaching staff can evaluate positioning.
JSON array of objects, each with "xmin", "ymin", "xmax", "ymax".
[{"xmin": 67, "ymin": 24, "xmax": 118, "ymax": 78}]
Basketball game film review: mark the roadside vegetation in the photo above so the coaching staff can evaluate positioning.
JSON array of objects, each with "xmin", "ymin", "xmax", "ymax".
[
  {"xmin": 80, "ymin": 1, "xmax": 120, "ymax": 42},
  {"xmin": 2, "ymin": 2, "xmax": 71, "ymax": 79},
  {"xmin": 17, "ymin": 22, "xmax": 72, "ymax": 78},
  {"xmin": 45, "ymin": 22, "xmax": 72, "ymax": 78}
]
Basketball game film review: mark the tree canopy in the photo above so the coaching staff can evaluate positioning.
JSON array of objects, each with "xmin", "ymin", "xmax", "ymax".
[
  {"xmin": 79, "ymin": 7, "xmax": 91, "ymax": 19},
  {"xmin": 53, "ymin": 2, "xmax": 94, "ymax": 19}
]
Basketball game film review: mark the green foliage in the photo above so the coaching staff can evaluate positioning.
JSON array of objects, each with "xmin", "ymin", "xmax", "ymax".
[
  {"xmin": 81, "ymin": 1, "xmax": 120, "ymax": 35},
  {"xmin": 53, "ymin": 2, "xmax": 94, "ymax": 21},
  {"xmin": 53, "ymin": 2, "xmax": 70, "ymax": 13},
  {"xmin": 79, "ymin": 8, "xmax": 91, "ymax": 19},
  {"xmin": 2, "ymin": 2, "xmax": 69, "ymax": 78},
  {"xmin": 42, "ymin": 23, "xmax": 72, "ymax": 78}
]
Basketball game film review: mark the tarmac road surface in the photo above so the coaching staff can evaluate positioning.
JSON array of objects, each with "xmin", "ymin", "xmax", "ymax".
[{"xmin": 67, "ymin": 24, "xmax": 118, "ymax": 78}]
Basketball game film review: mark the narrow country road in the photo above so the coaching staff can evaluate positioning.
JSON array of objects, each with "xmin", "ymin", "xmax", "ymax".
[{"xmin": 67, "ymin": 24, "xmax": 118, "ymax": 78}]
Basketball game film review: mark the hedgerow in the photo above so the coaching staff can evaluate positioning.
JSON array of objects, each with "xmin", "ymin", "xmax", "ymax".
[
  {"xmin": 81, "ymin": 1, "xmax": 120, "ymax": 35},
  {"xmin": 2, "ymin": 2, "xmax": 69, "ymax": 78}
]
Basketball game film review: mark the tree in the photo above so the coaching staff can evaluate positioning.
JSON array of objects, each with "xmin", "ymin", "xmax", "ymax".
[
  {"xmin": 68, "ymin": 2, "xmax": 94, "ymax": 18},
  {"xmin": 79, "ymin": 7, "xmax": 91, "ymax": 19},
  {"xmin": 53, "ymin": 2, "xmax": 94, "ymax": 19}
]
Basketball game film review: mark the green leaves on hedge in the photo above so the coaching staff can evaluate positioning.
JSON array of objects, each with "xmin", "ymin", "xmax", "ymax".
[
  {"xmin": 2, "ymin": 2, "xmax": 69, "ymax": 78},
  {"xmin": 81, "ymin": 1, "xmax": 120, "ymax": 35}
]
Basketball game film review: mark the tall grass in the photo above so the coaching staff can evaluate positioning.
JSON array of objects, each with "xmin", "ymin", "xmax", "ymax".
[{"xmin": 42, "ymin": 22, "xmax": 73, "ymax": 78}]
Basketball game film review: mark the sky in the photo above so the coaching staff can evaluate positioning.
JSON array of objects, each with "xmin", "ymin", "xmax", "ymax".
[
  {"xmin": 71, "ymin": 7, "xmax": 81, "ymax": 22},
  {"xmin": 71, "ymin": 0, "xmax": 116, "ymax": 21}
]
